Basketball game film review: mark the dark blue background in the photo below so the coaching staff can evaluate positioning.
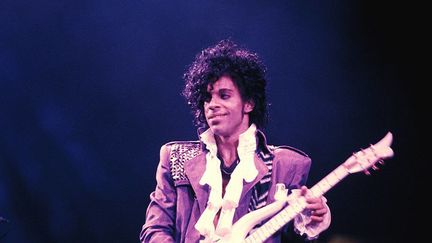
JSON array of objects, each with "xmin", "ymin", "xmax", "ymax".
[{"xmin": 1, "ymin": 1, "xmax": 422, "ymax": 242}]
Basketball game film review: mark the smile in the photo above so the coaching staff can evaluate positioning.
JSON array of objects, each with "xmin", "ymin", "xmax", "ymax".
[{"xmin": 207, "ymin": 114, "xmax": 227, "ymax": 120}]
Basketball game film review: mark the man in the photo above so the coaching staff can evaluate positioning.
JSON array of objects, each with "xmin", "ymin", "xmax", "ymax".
[{"xmin": 140, "ymin": 39, "xmax": 331, "ymax": 242}]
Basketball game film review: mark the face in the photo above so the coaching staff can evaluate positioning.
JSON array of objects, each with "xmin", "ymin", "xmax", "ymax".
[{"xmin": 204, "ymin": 76, "xmax": 254, "ymax": 139}]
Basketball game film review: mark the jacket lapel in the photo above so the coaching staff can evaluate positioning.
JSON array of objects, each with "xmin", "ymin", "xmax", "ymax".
[{"xmin": 239, "ymin": 153, "xmax": 269, "ymax": 201}]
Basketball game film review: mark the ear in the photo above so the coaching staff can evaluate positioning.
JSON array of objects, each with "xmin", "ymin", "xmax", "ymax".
[{"xmin": 244, "ymin": 100, "xmax": 254, "ymax": 113}]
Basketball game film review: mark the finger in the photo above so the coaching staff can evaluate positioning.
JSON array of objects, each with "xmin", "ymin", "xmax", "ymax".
[
  {"xmin": 305, "ymin": 215, "xmax": 324, "ymax": 227},
  {"xmin": 305, "ymin": 204, "xmax": 319, "ymax": 210},
  {"xmin": 300, "ymin": 186, "xmax": 308, "ymax": 196},
  {"xmin": 305, "ymin": 197, "xmax": 321, "ymax": 204},
  {"xmin": 305, "ymin": 200, "xmax": 324, "ymax": 210},
  {"xmin": 311, "ymin": 208, "xmax": 327, "ymax": 216},
  {"xmin": 310, "ymin": 215, "xmax": 324, "ymax": 223}
]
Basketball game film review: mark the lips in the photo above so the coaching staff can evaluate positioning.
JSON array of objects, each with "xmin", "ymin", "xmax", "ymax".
[{"xmin": 207, "ymin": 113, "xmax": 227, "ymax": 120}]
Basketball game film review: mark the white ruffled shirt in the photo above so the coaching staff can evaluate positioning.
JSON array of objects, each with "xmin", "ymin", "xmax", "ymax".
[
  {"xmin": 195, "ymin": 124, "xmax": 259, "ymax": 239},
  {"xmin": 194, "ymin": 124, "xmax": 331, "ymax": 241}
]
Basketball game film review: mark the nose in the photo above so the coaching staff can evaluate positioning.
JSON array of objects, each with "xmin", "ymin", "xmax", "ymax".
[{"xmin": 205, "ymin": 96, "xmax": 219, "ymax": 110}]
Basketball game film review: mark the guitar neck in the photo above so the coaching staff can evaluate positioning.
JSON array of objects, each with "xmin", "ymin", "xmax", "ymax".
[{"xmin": 244, "ymin": 164, "xmax": 350, "ymax": 243}]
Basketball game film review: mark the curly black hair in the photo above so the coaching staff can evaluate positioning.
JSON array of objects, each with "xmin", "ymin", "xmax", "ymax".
[{"xmin": 182, "ymin": 39, "xmax": 268, "ymax": 130}]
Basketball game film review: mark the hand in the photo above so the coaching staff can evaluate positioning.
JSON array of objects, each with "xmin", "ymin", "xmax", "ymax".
[{"xmin": 300, "ymin": 186, "xmax": 328, "ymax": 224}]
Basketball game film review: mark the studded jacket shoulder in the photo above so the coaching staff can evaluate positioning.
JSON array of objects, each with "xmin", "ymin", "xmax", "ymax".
[{"xmin": 165, "ymin": 141, "xmax": 202, "ymax": 182}]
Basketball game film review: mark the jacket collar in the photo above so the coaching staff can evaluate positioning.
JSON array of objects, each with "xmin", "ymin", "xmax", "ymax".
[{"xmin": 196, "ymin": 127, "xmax": 273, "ymax": 158}]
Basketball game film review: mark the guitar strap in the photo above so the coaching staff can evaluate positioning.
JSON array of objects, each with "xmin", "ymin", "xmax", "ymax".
[{"xmin": 247, "ymin": 150, "xmax": 274, "ymax": 233}]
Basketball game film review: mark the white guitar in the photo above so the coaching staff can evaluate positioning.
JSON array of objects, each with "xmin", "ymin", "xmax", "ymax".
[{"xmin": 213, "ymin": 132, "xmax": 394, "ymax": 243}]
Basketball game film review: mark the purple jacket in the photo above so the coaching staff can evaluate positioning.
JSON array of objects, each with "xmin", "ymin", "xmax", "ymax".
[{"xmin": 140, "ymin": 131, "xmax": 313, "ymax": 243}]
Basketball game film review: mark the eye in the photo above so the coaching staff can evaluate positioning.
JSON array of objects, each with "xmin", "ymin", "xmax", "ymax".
[{"xmin": 220, "ymin": 92, "xmax": 230, "ymax": 100}]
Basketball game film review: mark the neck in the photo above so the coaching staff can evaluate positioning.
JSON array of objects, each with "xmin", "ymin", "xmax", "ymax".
[{"xmin": 215, "ymin": 136, "xmax": 239, "ymax": 167}]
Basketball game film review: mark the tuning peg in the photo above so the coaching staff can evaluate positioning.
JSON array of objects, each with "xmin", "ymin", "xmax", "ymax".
[
  {"xmin": 372, "ymin": 165, "xmax": 379, "ymax": 170},
  {"xmin": 364, "ymin": 170, "xmax": 371, "ymax": 175},
  {"xmin": 369, "ymin": 144, "xmax": 379, "ymax": 156},
  {"xmin": 378, "ymin": 159, "xmax": 385, "ymax": 165}
]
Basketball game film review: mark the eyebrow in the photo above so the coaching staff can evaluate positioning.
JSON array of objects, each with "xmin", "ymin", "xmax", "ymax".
[
  {"xmin": 218, "ymin": 88, "xmax": 233, "ymax": 93},
  {"xmin": 207, "ymin": 87, "xmax": 233, "ymax": 94}
]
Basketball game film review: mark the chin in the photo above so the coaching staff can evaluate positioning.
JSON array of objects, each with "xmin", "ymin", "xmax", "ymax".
[{"xmin": 209, "ymin": 125, "xmax": 226, "ymax": 136}]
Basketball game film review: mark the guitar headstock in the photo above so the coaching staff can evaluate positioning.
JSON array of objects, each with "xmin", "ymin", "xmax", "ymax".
[{"xmin": 344, "ymin": 132, "xmax": 394, "ymax": 174}]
